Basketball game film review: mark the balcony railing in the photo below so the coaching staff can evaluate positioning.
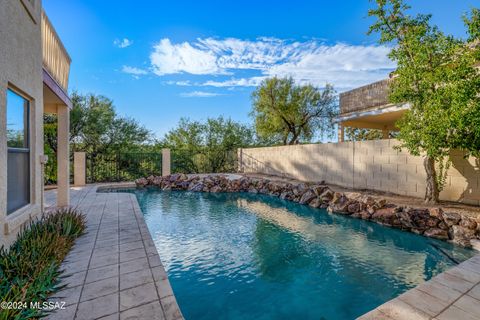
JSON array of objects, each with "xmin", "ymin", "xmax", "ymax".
[
  {"xmin": 339, "ymin": 78, "xmax": 392, "ymax": 114},
  {"xmin": 42, "ymin": 11, "xmax": 71, "ymax": 93}
]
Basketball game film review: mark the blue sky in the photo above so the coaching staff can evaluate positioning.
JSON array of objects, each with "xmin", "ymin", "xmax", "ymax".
[{"xmin": 43, "ymin": 0, "xmax": 478, "ymax": 139}]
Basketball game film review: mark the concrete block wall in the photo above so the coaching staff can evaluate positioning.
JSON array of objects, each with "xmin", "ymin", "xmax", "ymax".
[{"xmin": 239, "ymin": 139, "xmax": 480, "ymax": 205}]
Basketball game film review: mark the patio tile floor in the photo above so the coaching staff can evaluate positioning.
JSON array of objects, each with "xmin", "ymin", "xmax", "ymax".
[{"xmin": 44, "ymin": 185, "xmax": 183, "ymax": 320}]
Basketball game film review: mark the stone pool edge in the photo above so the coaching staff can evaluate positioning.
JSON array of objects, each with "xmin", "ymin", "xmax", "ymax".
[{"xmin": 135, "ymin": 174, "xmax": 480, "ymax": 248}]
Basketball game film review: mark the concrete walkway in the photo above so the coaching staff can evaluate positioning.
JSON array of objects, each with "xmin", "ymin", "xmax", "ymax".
[{"xmin": 44, "ymin": 185, "xmax": 183, "ymax": 320}]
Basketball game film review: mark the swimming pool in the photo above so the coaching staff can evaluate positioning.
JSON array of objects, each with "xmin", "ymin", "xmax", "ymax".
[{"xmin": 125, "ymin": 189, "xmax": 474, "ymax": 320}]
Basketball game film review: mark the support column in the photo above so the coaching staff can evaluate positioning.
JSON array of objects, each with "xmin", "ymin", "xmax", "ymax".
[
  {"xmin": 74, "ymin": 152, "xmax": 86, "ymax": 186},
  {"xmin": 57, "ymin": 105, "xmax": 70, "ymax": 206},
  {"xmin": 237, "ymin": 148, "xmax": 243, "ymax": 173},
  {"xmin": 382, "ymin": 128, "xmax": 389, "ymax": 139},
  {"xmin": 338, "ymin": 124, "xmax": 345, "ymax": 142},
  {"xmin": 162, "ymin": 148, "xmax": 171, "ymax": 176}
]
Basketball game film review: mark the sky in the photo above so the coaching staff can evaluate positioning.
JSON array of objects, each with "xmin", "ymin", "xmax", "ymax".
[{"xmin": 43, "ymin": 0, "xmax": 478, "ymax": 139}]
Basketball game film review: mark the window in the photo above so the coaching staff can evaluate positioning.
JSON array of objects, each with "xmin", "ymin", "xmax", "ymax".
[{"xmin": 6, "ymin": 89, "xmax": 30, "ymax": 214}]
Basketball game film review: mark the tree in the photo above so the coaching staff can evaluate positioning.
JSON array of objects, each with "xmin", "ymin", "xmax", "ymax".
[
  {"xmin": 251, "ymin": 77, "xmax": 337, "ymax": 145},
  {"xmin": 44, "ymin": 92, "xmax": 151, "ymax": 183},
  {"xmin": 44, "ymin": 92, "xmax": 151, "ymax": 156},
  {"xmin": 368, "ymin": 0, "xmax": 480, "ymax": 203},
  {"xmin": 161, "ymin": 117, "xmax": 256, "ymax": 173}
]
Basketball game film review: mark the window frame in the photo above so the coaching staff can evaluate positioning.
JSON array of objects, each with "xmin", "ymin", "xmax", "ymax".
[{"xmin": 6, "ymin": 87, "xmax": 32, "ymax": 215}]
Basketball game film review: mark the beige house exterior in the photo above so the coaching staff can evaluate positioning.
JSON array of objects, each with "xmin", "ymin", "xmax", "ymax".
[
  {"xmin": 336, "ymin": 77, "xmax": 410, "ymax": 142},
  {"xmin": 0, "ymin": 0, "xmax": 71, "ymax": 246}
]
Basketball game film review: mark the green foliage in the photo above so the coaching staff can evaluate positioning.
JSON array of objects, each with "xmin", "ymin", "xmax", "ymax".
[
  {"xmin": 368, "ymin": 0, "xmax": 480, "ymax": 202},
  {"xmin": 44, "ymin": 92, "xmax": 151, "ymax": 184},
  {"xmin": 0, "ymin": 208, "xmax": 85, "ymax": 320},
  {"xmin": 161, "ymin": 117, "xmax": 256, "ymax": 173},
  {"xmin": 345, "ymin": 128, "xmax": 383, "ymax": 141},
  {"xmin": 251, "ymin": 77, "xmax": 337, "ymax": 145}
]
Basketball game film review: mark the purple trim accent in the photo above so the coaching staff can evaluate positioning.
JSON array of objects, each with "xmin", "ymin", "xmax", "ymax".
[{"xmin": 42, "ymin": 68, "xmax": 72, "ymax": 109}]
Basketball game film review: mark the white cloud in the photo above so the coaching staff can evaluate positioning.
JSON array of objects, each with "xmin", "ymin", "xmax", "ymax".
[
  {"xmin": 164, "ymin": 80, "xmax": 193, "ymax": 86},
  {"xmin": 121, "ymin": 65, "xmax": 148, "ymax": 77},
  {"xmin": 201, "ymin": 77, "xmax": 266, "ymax": 88},
  {"xmin": 150, "ymin": 39, "xmax": 224, "ymax": 76},
  {"xmin": 180, "ymin": 91, "xmax": 224, "ymax": 98},
  {"xmin": 121, "ymin": 65, "xmax": 148, "ymax": 80},
  {"xmin": 149, "ymin": 37, "xmax": 395, "ymax": 90},
  {"xmin": 114, "ymin": 38, "xmax": 133, "ymax": 48}
]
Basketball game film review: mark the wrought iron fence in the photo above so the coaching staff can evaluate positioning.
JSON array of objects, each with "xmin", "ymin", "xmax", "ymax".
[
  {"xmin": 86, "ymin": 153, "xmax": 162, "ymax": 183},
  {"xmin": 171, "ymin": 149, "xmax": 237, "ymax": 174}
]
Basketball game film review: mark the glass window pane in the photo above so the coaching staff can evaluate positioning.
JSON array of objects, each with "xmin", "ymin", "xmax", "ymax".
[
  {"xmin": 7, "ymin": 89, "xmax": 30, "ymax": 214},
  {"xmin": 7, "ymin": 89, "xmax": 29, "ymax": 148},
  {"xmin": 7, "ymin": 151, "xmax": 30, "ymax": 214}
]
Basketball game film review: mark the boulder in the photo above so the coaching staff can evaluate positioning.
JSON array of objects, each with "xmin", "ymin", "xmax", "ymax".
[
  {"xmin": 331, "ymin": 192, "xmax": 344, "ymax": 204},
  {"xmin": 299, "ymin": 191, "xmax": 316, "ymax": 205},
  {"xmin": 442, "ymin": 211, "xmax": 461, "ymax": 226},
  {"xmin": 347, "ymin": 202, "xmax": 361, "ymax": 213},
  {"xmin": 424, "ymin": 228, "xmax": 449, "ymax": 240},
  {"xmin": 308, "ymin": 198, "xmax": 322, "ymax": 208},
  {"xmin": 371, "ymin": 207, "xmax": 397, "ymax": 225},
  {"xmin": 428, "ymin": 207, "xmax": 443, "ymax": 218},
  {"xmin": 459, "ymin": 217, "xmax": 477, "ymax": 230},
  {"xmin": 178, "ymin": 173, "xmax": 188, "ymax": 181},
  {"xmin": 450, "ymin": 225, "xmax": 475, "ymax": 247},
  {"xmin": 135, "ymin": 177, "xmax": 148, "ymax": 187},
  {"xmin": 189, "ymin": 182, "xmax": 204, "ymax": 192},
  {"xmin": 319, "ymin": 189, "xmax": 334, "ymax": 202},
  {"xmin": 210, "ymin": 185, "xmax": 222, "ymax": 193},
  {"xmin": 311, "ymin": 185, "xmax": 327, "ymax": 196}
]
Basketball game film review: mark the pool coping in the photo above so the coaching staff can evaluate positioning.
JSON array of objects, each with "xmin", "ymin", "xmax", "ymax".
[
  {"xmin": 44, "ymin": 184, "xmax": 184, "ymax": 320},
  {"xmin": 358, "ymin": 254, "xmax": 480, "ymax": 319}
]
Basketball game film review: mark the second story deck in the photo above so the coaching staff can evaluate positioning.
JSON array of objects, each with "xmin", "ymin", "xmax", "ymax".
[
  {"xmin": 337, "ymin": 78, "xmax": 410, "ymax": 131},
  {"xmin": 42, "ymin": 10, "xmax": 72, "ymax": 110},
  {"xmin": 339, "ymin": 78, "xmax": 392, "ymax": 115},
  {"xmin": 41, "ymin": 11, "xmax": 71, "ymax": 94}
]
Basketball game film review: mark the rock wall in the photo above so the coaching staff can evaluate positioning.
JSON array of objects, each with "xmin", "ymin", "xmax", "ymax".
[{"xmin": 136, "ymin": 174, "xmax": 480, "ymax": 247}]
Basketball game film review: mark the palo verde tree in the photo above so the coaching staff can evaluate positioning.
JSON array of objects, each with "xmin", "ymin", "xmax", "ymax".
[
  {"xmin": 369, "ymin": 1, "xmax": 480, "ymax": 203},
  {"xmin": 251, "ymin": 77, "xmax": 337, "ymax": 145}
]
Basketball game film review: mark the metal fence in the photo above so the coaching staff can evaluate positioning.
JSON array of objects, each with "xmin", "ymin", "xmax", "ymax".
[
  {"xmin": 86, "ymin": 153, "xmax": 162, "ymax": 183},
  {"xmin": 171, "ymin": 149, "xmax": 237, "ymax": 174}
]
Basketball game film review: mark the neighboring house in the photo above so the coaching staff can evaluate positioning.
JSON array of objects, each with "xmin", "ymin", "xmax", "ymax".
[
  {"xmin": 0, "ymin": 0, "xmax": 71, "ymax": 246},
  {"xmin": 336, "ymin": 77, "xmax": 410, "ymax": 142}
]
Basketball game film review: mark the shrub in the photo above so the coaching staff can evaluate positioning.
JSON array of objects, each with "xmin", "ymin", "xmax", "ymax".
[{"xmin": 0, "ymin": 208, "xmax": 86, "ymax": 320}]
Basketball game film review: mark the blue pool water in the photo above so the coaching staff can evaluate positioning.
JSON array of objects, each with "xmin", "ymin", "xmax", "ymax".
[{"xmin": 126, "ymin": 189, "xmax": 474, "ymax": 320}]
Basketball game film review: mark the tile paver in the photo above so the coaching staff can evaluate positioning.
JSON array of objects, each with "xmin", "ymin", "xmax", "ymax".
[
  {"xmin": 45, "ymin": 184, "xmax": 183, "ymax": 320},
  {"xmin": 359, "ymin": 252, "xmax": 480, "ymax": 319}
]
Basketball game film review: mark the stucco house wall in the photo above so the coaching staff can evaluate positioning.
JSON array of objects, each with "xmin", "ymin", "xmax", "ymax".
[{"xmin": 0, "ymin": 0, "xmax": 44, "ymax": 246}]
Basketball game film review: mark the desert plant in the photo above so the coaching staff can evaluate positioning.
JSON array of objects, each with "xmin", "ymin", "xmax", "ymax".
[{"xmin": 0, "ymin": 208, "xmax": 86, "ymax": 320}]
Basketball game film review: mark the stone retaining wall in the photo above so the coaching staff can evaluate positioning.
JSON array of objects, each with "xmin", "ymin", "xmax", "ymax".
[
  {"xmin": 136, "ymin": 174, "xmax": 480, "ymax": 247},
  {"xmin": 238, "ymin": 139, "xmax": 480, "ymax": 205}
]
